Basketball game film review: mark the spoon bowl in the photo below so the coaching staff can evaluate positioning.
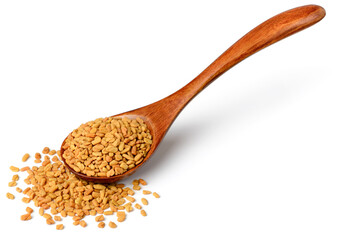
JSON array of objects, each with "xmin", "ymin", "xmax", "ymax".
[{"xmin": 60, "ymin": 5, "xmax": 325, "ymax": 183}]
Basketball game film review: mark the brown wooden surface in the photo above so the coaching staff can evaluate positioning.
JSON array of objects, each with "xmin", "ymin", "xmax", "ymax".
[{"xmin": 60, "ymin": 5, "xmax": 325, "ymax": 183}]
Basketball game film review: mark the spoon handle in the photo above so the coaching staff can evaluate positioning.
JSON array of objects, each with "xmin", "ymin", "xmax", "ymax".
[{"xmin": 167, "ymin": 5, "xmax": 325, "ymax": 109}]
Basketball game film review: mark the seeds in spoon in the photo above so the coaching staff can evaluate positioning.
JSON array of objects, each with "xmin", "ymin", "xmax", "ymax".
[{"xmin": 62, "ymin": 116, "xmax": 153, "ymax": 177}]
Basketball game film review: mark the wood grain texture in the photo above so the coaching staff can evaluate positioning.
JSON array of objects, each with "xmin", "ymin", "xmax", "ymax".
[{"xmin": 60, "ymin": 5, "xmax": 325, "ymax": 183}]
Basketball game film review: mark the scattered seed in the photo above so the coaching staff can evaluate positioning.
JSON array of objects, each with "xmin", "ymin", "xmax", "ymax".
[
  {"xmin": 16, "ymin": 187, "xmax": 22, "ymax": 193},
  {"xmin": 22, "ymin": 153, "xmax": 30, "ymax": 162},
  {"xmin": 54, "ymin": 216, "xmax": 62, "ymax": 221},
  {"xmin": 98, "ymin": 222, "xmax": 105, "ymax": 228},
  {"xmin": 141, "ymin": 198, "xmax": 148, "ymax": 205},
  {"xmin": 12, "ymin": 174, "xmax": 19, "ymax": 181},
  {"xmin": 134, "ymin": 203, "xmax": 142, "ymax": 210},
  {"xmin": 10, "ymin": 166, "xmax": 19, "ymax": 172},
  {"xmin": 8, "ymin": 181, "xmax": 17, "ymax": 187},
  {"xmin": 6, "ymin": 192, "xmax": 15, "ymax": 200},
  {"xmin": 153, "ymin": 192, "xmax": 160, "ymax": 198},
  {"xmin": 143, "ymin": 190, "xmax": 151, "ymax": 195},
  {"xmin": 26, "ymin": 207, "xmax": 33, "ymax": 214},
  {"xmin": 140, "ymin": 210, "xmax": 147, "ymax": 216},
  {"xmin": 108, "ymin": 221, "xmax": 117, "ymax": 228},
  {"xmin": 42, "ymin": 147, "xmax": 50, "ymax": 154},
  {"xmin": 95, "ymin": 215, "xmax": 104, "ymax": 222},
  {"xmin": 56, "ymin": 224, "xmax": 64, "ymax": 230},
  {"xmin": 80, "ymin": 220, "xmax": 87, "ymax": 227},
  {"xmin": 21, "ymin": 213, "xmax": 32, "ymax": 221}
]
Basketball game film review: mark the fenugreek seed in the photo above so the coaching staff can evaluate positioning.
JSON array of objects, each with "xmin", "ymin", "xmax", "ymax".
[
  {"xmin": 22, "ymin": 153, "xmax": 30, "ymax": 162},
  {"xmin": 56, "ymin": 224, "xmax": 64, "ymax": 230},
  {"xmin": 89, "ymin": 210, "xmax": 96, "ymax": 216},
  {"xmin": 73, "ymin": 220, "xmax": 80, "ymax": 226},
  {"xmin": 35, "ymin": 153, "xmax": 41, "ymax": 160},
  {"xmin": 54, "ymin": 216, "xmax": 62, "ymax": 221},
  {"xmin": 133, "ymin": 185, "xmax": 141, "ymax": 191},
  {"xmin": 39, "ymin": 208, "xmax": 44, "ymax": 216},
  {"xmin": 26, "ymin": 207, "xmax": 33, "ymax": 214},
  {"xmin": 22, "ymin": 197, "xmax": 31, "ymax": 203},
  {"xmin": 116, "ymin": 211, "xmax": 126, "ymax": 222},
  {"xmin": 42, "ymin": 147, "xmax": 50, "ymax": 154},
  {"xmin": 125, "ymin": 196, "xmax": 135, "ymax": 202},
  {"xmin": 34, "ymin": 159, "xmax": 41, "ymax": 164},
  {"xmin": 109, "ymin": 221, "xmax": 117, "ymax": 228},
  {"xmin": 9, "ymin": 166, "xmax": 19, "ymax": 172},
  {"xmin": 153, "ymin": 192, "xmax": 160, "ymax": 198},
  {"xmin": 139, "ymin": 179, "xmax": 147, "ymax": 185},
  {"xmin": 95, "ymin": 215, "xmax": 104, "ymax": 222},
  {"xmin": 104, "ymin": 211, "xmax": 113, "ymax": 216},
  {"xmin": 6, "ymin": 192, "xmax": 15, "ymax": 200},
  {"xmin": 8, "ymin": 181, "xmax": 17, "ymax": 187},
  {"xmin": 43, "ymin": 213, "xmax": 52, "ymax": 219},
  {"xmin": 143, "ymin": 190, "xmax": 151, "ymax": 195},
  {"xmin": 134, "ymin": 203, "xmax": 142, "ymax": 210},
  {"xmin": 46, "ymin": 218, "xmax": 55, "ymax": 225},
  {"xmin": 21, "ymin": 213, "xmax": 32, "ymax": 221},
  {"xmin": 16, "ymin": 187, "xmax": 22, "ymax": 193},
  {"xmin": 98, "ymin": 222, "xmax": 105, "ymax": 228},
  {"xmin": 80, "ymin": 220, "xmax": 87, "ymax": 227},
  {"xmin": 49, "ymin": 150, "xmax": 57, "ymax": 155},
  {"xmin": 60, "ymin": 211, "xmax": 67, "ymax": 217},
  {"xmin": 20, "ymin": 166, "xmax": 30, "ymax": 172},
  {"xmin": 141, "ymin": 198, "xmax": 148, "ymax": 205},
  {"xmin": 12, "ymin": 174, "xmax": 19, "ymax": 181},
  {"xmin": 140, "ymin": 210, "xmax": 147, "ymax": 216}
]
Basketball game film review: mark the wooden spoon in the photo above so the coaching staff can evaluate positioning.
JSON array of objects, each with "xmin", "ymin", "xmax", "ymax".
[{"xmin": 60, "ymin": 5, "xmax": 325, "ymax": 183}]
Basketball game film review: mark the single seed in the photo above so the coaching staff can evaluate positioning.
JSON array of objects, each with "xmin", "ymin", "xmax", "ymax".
[
  {"xmin": 143, "ymin": 190, "xmax": 151, "ymax": 195},
  {"xmin": 42, "ymin": 147, "xmax": 50, "ymax": 154},
  {"xmin": 140, "ymin": 210, "xmax": 147, "ymax": 216},
  {"xmin": 21, "ymin": 213, "xmax": 32, "ymax": 221},
  {"xmin": 141, "ymin": 198, "xmax": 148, "ymax": 205},
  {"xmin": 109, "ymin": 221, "xmax": 117, "ymax": 228},
  {"xmin": 26, "ymin": 207, "xmax": 33, "ymax": 214},
  {"xmin": 54, "ymin": 216, "xmax": 62, "ymax": 221},
  {"xmin": 80, "ymin": 220, "xmax": 87, "ymax": 227},
  {"xmin": 56, "ymin": 224, "xmax": 64, "ymax": 230},
  {"xmin": 8, "ymin": 181, "xmax": 17, "ymax": 187},
  {"xmin": 35, "ymin": 153, "xmax": 41, "ymax": 160},
  {"xmin": 139, "ymin": 179, "xmax": 147, "ymax": 185},
  {"xmin": 39, "ymin": 208, "xmax": 44, "ymax": 216},
  {"xmin": 9, "ymin": 166, "xmax": 19, "ymax": 172},
  {"xmin": 134, "ymin": 203, "xmax": 142, "ymax": 210},
  {"xmin": 46, "ymin": 218, "xmax": 55, "ymax": 225},
  {"xmin": 153, "ymin": 192, "xmax": 160, "ymax": 198},
  {"xmin": 95, "ymin": 215, "xmax": 104, "ymax": 222},
  {"xmin": 12, "ymin": 174, "xmax": 19, "ymax": 181},
  {"xmin": 22, "ymin": 153, "xmax": 30, "ymax": 162},
  {"xmin": 98, "ymin": 222, "xmax": 105, "ymax": 228},
  {"xmin": 6, "ymin": 192, "xmax": 15, "ymax": 200},
  {"xmin": 16, "ymin": 187, "xmax": 22, "ymax": 193}
]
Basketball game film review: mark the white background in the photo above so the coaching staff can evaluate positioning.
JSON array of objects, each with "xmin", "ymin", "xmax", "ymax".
[{"xmin": 0, "ymin": 0, "xmax": 336, "ymax": 239}]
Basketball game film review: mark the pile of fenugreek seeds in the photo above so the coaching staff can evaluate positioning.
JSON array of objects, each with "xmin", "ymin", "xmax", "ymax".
[
  {"xmin": 6, "ymin": 147, "xmax": 160, "ymax": 230},
  {"xmin": 62, "ymin": 117, "xmax": 153, "ymax": 177}
]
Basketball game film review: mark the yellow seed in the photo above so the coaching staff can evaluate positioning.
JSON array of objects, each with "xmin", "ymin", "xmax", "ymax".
[
  {"xmin": 103, "ymin": 211, "xmax": 113, "ymax": 215},
  {"xmin": 26, "ymin": 207, "xmax": 33, "ymax": 214},
  {"xmin": 141, "ymin": 198, "xmax": 148, "ymax": 205},
  {"xmin": 12, "ymin": 174, "xmax": 19, "ymax": 181},
  {"xmin": 56, "ymin": 224, "xmax": 64, "ymax": 230},
  {"xmin": 43, "ymin": 213, "xmax": 52, "ymax": 219},
  {"xmin": 134, "ymin": 203, "xmax": 142, "ymax": 210},
  {"xmin": 22, "ymin": 197, "xmax": 31, "ymax": 203},
  {"xmin": 16, "ymin": 187, "xmax": 22, "ymax": 193},
  {"xmin": 39, "ymin": 208, "xmax": 44, "ymax": 216},
  {"xmin": 139, "ymin": 179, "xmax": 147, "ymax": 185},
  {"xmin": 35, "ymin": 153, "xmax": 42, "ymax": 160},
  {"xmin": 54, "ymin": 216, "xmax": 62, "ymax": 221},
  {"xmin": 153, "ymin": 192, "xmax": 160, "ymax": 198},
  {"xmin": 142, "ymin": 190, "xmax": 151, "ymax": 195},
  {"xmin": 98, "ymin": 222, "xmax": 105, "ymax": 228},
  {"xmin": 46, "ymin": 218, "xmax": 55, "ymax": 225},
  {"xmin": 73, "ymin": 220, "xmax": 80, "ymax": 226},
  {"xmin": 133, "ymin": 185, "xmax": 141, "ymax": 191},
  {"xmin": 49, "ymin": 150, "xmax": 57, "ymax": 155},
  {"xmin": 140, "ymin": 210, "xmax": 147, "ymax": 216},
  {"xmin": 80, "ymin": 220, "xmax": 87, "ymax": 227},
  {"xmin": 125, "ymin": 196, "xmax": 135, "ymax": 202},
  {"xmin": 6, "ymin": 192, "xmax": 15, "ymax": 200},
  {"xmin": 95, "ymin": 215, "xmax": 104, "ymax": 222},
  {"xmin": 42, "ymin": 147, "xmax": 50, "ymax": 154},
  {"xmin": 21, "ymin": 213, "xmax": 32, "ymax": 221},
  {"xmin": 8, "ymin": 181, "xmax": 17, "ymax": 187},
  {"xmin": 108, "ymin": 221, "xmax": 117, "ymax": 228},
  {"xmin": 22, "ymin": 153, "xmax": 30, "ymax": 162},
  {"xmin": 9, "ymin": 166, "xmax": 20, "ymax": 172}
]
